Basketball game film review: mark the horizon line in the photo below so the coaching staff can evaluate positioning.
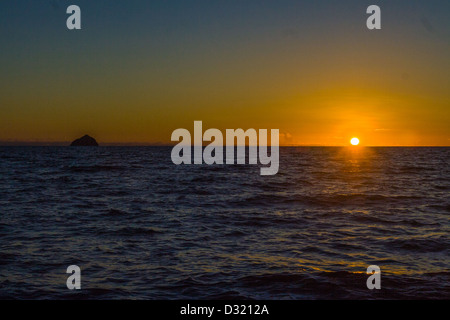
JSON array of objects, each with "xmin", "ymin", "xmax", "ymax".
[{"xmin": 0, "ymin": 141, "xmax": 449, "ymax": 147}]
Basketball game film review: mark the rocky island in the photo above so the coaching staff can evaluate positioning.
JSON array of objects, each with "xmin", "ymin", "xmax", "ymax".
[{"xmin": 70, "ymin": 135, "xmax": 99, "ymax": 146}]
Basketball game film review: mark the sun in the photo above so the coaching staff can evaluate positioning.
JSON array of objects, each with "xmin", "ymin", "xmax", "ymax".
[{"xmin": 350, "ymin": 137, "xmax": 360, "ymax": 146}]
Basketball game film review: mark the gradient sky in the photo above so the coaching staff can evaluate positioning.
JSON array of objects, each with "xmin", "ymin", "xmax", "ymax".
[{"xmin": 0, "ymin": 0, "xmax": 449, "ymax": 145}]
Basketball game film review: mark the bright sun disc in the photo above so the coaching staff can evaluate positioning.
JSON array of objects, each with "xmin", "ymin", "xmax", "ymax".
[{"xmin": 351, "ymin": 138, "xmax": 360, "ymax": 146}]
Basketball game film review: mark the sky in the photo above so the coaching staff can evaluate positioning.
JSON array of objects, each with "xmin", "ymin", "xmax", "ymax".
[{"xmin": 0, "ymin": 0, "xmax": 449, "ymax": 146}]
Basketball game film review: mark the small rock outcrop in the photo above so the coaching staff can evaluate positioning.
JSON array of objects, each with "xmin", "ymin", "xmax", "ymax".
[{"xmin": 70, "ymin": 135, "xmax": 99, "ymax": 146}]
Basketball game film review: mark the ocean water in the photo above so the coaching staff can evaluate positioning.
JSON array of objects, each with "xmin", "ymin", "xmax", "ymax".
[{"xmin": 0, "ymin": 146, "xmax": 449, "ymax": 299}]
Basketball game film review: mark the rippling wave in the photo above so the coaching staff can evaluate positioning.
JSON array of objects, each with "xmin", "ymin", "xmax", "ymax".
[{"xmin": 0, "ymin": 147, "xmax": 449, "ymax": 299}]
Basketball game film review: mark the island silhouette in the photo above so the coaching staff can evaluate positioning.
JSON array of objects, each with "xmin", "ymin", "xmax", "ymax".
[{"xmin": 70, "ymin": 135, "xmax": 99, "ymax": 146}]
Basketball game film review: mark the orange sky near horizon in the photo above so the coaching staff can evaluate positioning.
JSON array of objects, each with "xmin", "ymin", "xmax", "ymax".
[{"xmin": 0, "ymin": 1, "xmax": 449, "ymax": 146}]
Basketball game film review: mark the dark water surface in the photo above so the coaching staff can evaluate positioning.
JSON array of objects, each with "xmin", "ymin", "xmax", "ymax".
[{"xmin": 0, "ymin": 147, "xmax": 449, "ymax": 299}]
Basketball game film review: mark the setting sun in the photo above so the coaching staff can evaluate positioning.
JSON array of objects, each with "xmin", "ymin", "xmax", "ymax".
[{"xmin": 350, "ymin": 138, "xmax": 360, "ymax": 146}]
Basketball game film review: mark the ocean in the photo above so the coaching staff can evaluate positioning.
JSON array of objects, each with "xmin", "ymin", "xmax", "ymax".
[{"xmin": 0, "ymin": 146, "xmax": 449, "ymax": 299}]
